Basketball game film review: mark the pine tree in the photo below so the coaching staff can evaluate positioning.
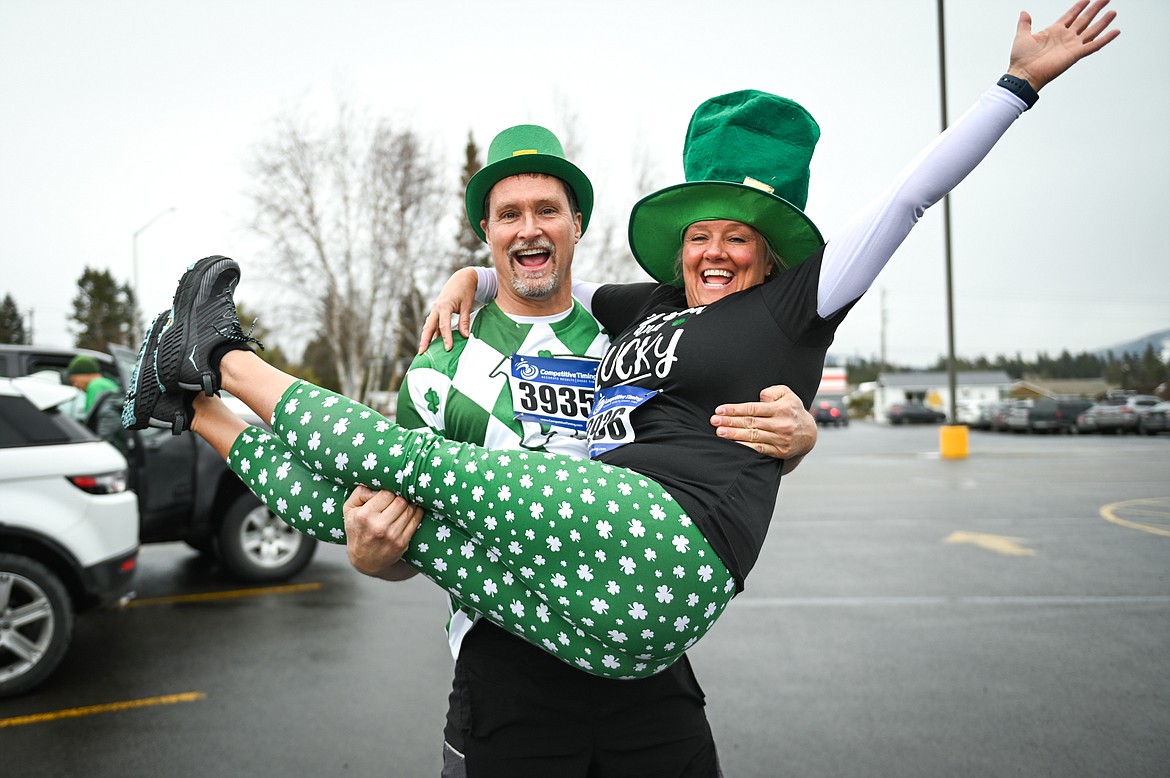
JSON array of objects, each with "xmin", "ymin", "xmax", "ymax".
[
  {"xmin": 0, "ymin": 293, "xmax": 28, "ymax": 344},
  {"xmin": 452, "ymin": 130, "xmax": 490, "ymax": 273},
  {"xmin": 70, "ymin": 267, "xmax": 136, "ymax": 351}
]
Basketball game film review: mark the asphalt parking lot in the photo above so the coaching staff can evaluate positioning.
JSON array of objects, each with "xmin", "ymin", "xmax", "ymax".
[{"xmin": 3, "ymin": 423, "xmax": 1168, "ymax": 777}]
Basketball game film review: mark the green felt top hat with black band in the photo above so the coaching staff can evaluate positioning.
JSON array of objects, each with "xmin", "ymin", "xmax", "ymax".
[
  {"xmin": 465, "ymin": 124, "xmax": 594, "ymax": 242},
  {"xmin": 628, "ymin": 89, "xmax": 824, "ymax": 286}
]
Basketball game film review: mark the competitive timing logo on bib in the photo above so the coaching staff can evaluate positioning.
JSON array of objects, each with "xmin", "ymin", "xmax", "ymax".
[{"xmin": 512, "ymin": 356, "xmax": 597, "ymax": 386}]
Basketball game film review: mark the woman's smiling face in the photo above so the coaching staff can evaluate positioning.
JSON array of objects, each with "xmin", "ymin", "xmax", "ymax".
[{"xmin": 680, "ymin": 219, "xmax": 772, "ymax": 306}]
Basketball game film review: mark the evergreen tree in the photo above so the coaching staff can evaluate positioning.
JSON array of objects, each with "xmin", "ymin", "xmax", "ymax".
[
  {"xmin": 452, "ymin": 130, "xmax": 490, "ymax": 273},
  {"xmin": 0, "ymin": 293, "xmax": 28, "ymax": 344},
  {"xmin": 70, "ymin": 267, "xmax": 136, "ymax": 351}
]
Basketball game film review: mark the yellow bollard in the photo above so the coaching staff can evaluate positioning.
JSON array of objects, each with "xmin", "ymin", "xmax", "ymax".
[{"xmin": 940, "ymin": 424, "xmax": 969, "ymax": 460}]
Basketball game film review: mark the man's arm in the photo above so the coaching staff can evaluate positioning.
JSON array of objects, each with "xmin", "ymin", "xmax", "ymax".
[
  {"xmin": 343, "ymin": 486, "xmax": 423, "ymax": 581},
  {"xmin": 710, "ymin": 384, "xmax": 817, "ymax": 474}
]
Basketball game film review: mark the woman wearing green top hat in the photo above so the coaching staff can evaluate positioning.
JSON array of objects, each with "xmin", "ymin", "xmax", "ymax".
[{"xmin": 125, "ymin": 1, "xmax": 1116, "ymax": 681}]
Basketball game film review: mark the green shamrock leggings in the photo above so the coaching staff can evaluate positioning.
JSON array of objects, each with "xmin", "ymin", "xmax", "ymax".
[{"xmin": 226, "ymin": 380, "xmax": 735, "ymax": 680}]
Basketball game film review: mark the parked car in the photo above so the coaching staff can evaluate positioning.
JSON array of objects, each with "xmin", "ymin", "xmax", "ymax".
[
  {"xmin": 971, "ymin": 401, "xmax": 1005, "ymax": 431},
  {"xmin": 1026, "ymin": 398, "xmax": 1094, "ymax": 434},
  {"xmin": 0, "ymin": 344, "xmax": 316, "ymax": 582},
  {"xmin": 886, "ymin": 401, "xmax": 946, "ymax": 425},
  {"xmin": 1137, "ymin": 401, "xmax": 1170, "ymax": 435},
  {"xmin": 1003, "ymin": 399, "xmax": 1034, "ymax": 433},
  {"xmin": 990, "ymin": 400, "xmax": 1017, "ymax": 432},
  {"xmin": 0, "ymin": 375, "xmax": 139, "ymax": 697},
  {"xmin": 812, "ymin": 397, "xmax": 849, "ymax": 427},
  {"xmin": 1088, "ymin": 394, "xmax": 1162, "ymax": 434}
]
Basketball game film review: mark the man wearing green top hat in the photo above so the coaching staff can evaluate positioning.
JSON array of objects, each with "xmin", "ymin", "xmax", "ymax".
[{"xmin": 342, "ymin": 122, "xmax": 818, "ymax": 775}]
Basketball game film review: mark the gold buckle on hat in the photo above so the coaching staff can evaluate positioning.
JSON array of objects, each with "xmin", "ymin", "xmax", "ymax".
[{"xmin": 742, "ymin": 176, "xmax": 775, "ymax": 193}]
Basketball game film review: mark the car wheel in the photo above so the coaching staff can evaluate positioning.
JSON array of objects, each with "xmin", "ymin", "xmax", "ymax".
[
  {"xmin": 0, "ymin": 553, "xmax": 74, "ymax": 699},
  {"xmin": 217, "ymin": 494, "xmax": 318, "ymax": 583}
]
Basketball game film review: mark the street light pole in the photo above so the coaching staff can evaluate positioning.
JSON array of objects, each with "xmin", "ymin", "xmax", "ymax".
[
  {"xmin": 936, "ymin": 0, "xmax": 968, "ymax": 460},
  {"xmin": 131, "ymin": 207, "xmax": 176, "ymax": 339}
]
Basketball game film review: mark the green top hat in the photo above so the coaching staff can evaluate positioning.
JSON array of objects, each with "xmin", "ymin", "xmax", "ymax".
[
  {"xmin": 628, "ymin": 89, "xmax": 824, "ymax": 286},
  {"xmin": 465, "ymin": 124, "xmax": 594, "ymax": 242}
]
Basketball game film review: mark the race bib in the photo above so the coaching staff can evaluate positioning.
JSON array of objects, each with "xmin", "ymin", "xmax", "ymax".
[
  {"xmin": 509, "ymin": 354, "xmax": 598, "ymax": 432},
  {"xmin": 587, "ymin": 385, "xmax": 658, "ymax": 458}
]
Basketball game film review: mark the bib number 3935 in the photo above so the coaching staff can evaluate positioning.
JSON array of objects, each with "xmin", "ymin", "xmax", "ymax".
[
  {"xmin": 509, "ymin": 354, "xmax": 599, "ymax": 432},
  {"xmin": 587, "ymin": 386, "xmax": 658, "ymax": 458}
]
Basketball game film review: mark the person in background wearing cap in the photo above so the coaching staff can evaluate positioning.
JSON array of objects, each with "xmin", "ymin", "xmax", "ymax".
[
  {"xmin": 345, "ymin": 125, "xmax": 817, "ymax": 775},
  {"xmin": 67, "ymin": 354, "xmax": 121, "ymax": 414}
]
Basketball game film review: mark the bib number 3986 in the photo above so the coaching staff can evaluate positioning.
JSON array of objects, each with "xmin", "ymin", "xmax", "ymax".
[{"xmin": 587, "ymin": 386, "xmax": 657, "ymax": 458}]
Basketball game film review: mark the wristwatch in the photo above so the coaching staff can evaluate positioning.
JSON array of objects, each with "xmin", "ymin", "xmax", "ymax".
[{"xmin": 997, "ymin": 74, "xmax": 1039, "ymax": 110}]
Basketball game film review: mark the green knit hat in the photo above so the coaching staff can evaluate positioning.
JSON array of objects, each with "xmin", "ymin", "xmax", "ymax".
[
  {"xmin": 628, "ymin": 89, "xmax": 824, "ymax": 286},
  {"xmin": 67, "ymin": 354, "xmax": 101, "ymax": 375},
  {"xmin": 465, "ymin": 124, "xmax": 594, "ymax": 242}
]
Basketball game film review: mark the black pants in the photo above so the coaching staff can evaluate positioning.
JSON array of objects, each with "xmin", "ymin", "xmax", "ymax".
[{"xmin": 444, "ymin": 622, "xmax": 721, "ymax": 778}]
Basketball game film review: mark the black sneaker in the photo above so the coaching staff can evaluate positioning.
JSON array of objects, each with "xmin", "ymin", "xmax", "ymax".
[
  {"xmin": 123, "ymin": 309, "xmax": 195, "ymax": 434},
  {"xmin": 155, "ymin": 255, "xmax": 262, "ymax": 397}
]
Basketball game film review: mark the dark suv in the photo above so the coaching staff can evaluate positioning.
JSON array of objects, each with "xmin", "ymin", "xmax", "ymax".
[{"xmin": 0, "ymin": 344, "xmax": 316, "ymax": 582}]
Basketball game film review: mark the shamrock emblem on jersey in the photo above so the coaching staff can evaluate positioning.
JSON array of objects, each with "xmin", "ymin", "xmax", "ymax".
[{"xmin": 425, "ymin": 388, "xmax": 441, "ymax": 414}]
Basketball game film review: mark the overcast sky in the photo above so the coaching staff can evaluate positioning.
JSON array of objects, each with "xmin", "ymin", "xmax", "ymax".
[{"xmin": 2, "ymin": 0, "xmax": 1166, "ymax": 367}]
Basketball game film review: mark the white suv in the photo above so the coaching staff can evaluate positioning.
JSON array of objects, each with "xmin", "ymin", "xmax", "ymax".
[{"xmin": 0, "ymin": 375, "xmax": 139, "ymax": 698}]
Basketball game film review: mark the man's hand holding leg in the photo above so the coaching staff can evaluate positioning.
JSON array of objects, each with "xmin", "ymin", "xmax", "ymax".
[{"xmin": 344, "ymin": 486, "xmax": 424, "ymax": 581}]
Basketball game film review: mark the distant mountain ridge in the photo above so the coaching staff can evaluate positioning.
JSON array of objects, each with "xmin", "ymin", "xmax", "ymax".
[{"xmin": 1097, "ymin": 328, "xmax": 1170, "ymax": 361}]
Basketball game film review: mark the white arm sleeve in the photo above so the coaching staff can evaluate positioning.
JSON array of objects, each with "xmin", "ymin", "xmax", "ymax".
[
  {"xmin": 472, "ymin": 266, "xmax": 499, "ymax": 304},
  {"xmin": 572, "ymin": 280, "xmax": 602, "ymax": 312},
  {"xmin": 817, "ymin": 86, "xmax": 1027, "ymax": 318}
]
